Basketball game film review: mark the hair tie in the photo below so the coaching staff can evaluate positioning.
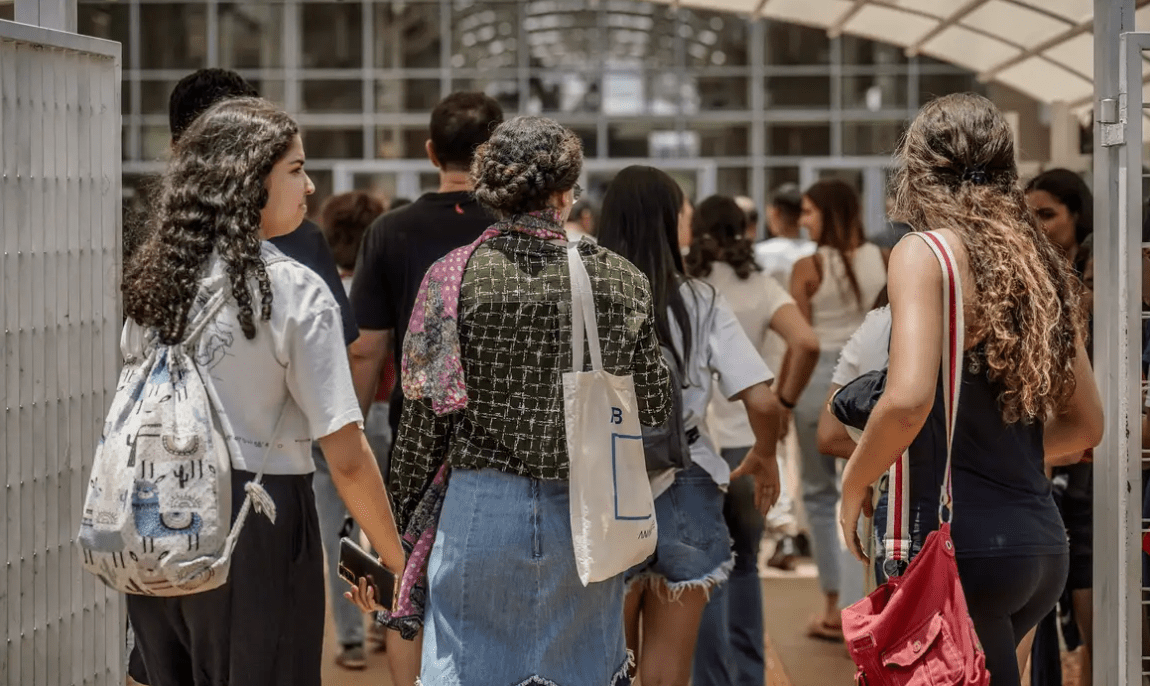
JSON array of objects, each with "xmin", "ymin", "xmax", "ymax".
[{"xmin": 962, "ymin": 166, "xmax": 988, "ymax": 185}]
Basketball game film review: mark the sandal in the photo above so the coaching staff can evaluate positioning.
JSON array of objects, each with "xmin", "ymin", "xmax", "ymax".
[{"xmin": 806, "ymin": 615, "xmax": 844, "ymax": 642}]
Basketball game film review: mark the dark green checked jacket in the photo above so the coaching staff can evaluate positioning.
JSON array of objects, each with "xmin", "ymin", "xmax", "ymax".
[{"xmin": 389, "ymin": 232, "xmax": 672, "ymax": 532}]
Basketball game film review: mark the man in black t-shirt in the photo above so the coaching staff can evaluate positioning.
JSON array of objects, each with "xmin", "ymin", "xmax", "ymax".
[{"xmin": 350, "ymin": 92, "xmax": 501, "ymax": 448}]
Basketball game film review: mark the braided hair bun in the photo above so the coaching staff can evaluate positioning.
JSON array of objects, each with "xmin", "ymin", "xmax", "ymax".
[{"xmin": 471, "ymin": 116, "xmax": 583, "ymax": 218}]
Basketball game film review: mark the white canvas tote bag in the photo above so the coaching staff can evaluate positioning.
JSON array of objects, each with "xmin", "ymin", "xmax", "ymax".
[{"xmin": 563, "ymin": 242, "xmax": 658, "ymax": 586}]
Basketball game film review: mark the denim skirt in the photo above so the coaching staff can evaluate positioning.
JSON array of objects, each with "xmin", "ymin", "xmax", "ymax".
[{"xmin": 420, "ymin": 468, "xmax": 632, "ymax": 686}]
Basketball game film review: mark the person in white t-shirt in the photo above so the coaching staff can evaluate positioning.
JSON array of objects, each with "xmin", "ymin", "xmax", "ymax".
[
  {"xmin": 755, "ymin": 184, "xmax": 817, "ymax": 288},
  {"xmin": 597, "ymin": 166, "xmax": 784, "ymax": 686},
  {"xmin": 119, "ymin": 98, "xmax": 404, "ymax": 686},
  {"xmin": 687, "ymin": 195, "xmax": 820, "ymax": 686}
]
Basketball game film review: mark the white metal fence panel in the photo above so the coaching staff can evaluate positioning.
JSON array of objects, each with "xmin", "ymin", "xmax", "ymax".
[{"xmin": 0, "ymin": 19, "xmax": 122, "ymax": 686}]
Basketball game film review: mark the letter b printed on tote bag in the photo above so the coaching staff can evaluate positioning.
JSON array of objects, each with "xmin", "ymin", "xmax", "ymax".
[{"xmin": 563, "ymin": 243, "xmax": 658, "ymax": 586}]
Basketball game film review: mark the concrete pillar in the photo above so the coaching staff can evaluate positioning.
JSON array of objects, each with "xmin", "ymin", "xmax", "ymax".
[{"xmin": 14, "ymin": 0, "xmax": 76, "ymax": 32}]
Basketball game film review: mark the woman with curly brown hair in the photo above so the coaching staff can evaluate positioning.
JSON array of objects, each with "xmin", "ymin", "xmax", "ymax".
[
  {"xmin": 122, "ymin": 98, "xmax": 404, "ymax": 686},
  {"xmin": 838, "ymin": 93, "xmax": 1103, "ymax": 686},
  {"xmin": 368, "ymin": 116, "xmax": 672, "ymax": 686}
]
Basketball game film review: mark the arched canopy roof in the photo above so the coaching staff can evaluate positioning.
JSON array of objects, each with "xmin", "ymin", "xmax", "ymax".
[{"xmin": 649, "ymin": 0, "xmax": 1150, "ymax": 112}]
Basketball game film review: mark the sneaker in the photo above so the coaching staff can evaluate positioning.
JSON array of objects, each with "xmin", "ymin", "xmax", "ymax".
[
  {"xmin": 335, "ymin": 644, "xmax": 367, "ymax": 670},
  {"xmin": 767, "ymin": 536, "xmax": 798, "ymax": 571}
]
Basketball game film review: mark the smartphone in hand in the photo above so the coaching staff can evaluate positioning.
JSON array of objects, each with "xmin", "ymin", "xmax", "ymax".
[{"xmin": 338, "ymin": 537, "xmax": 397, "ymax": 610}]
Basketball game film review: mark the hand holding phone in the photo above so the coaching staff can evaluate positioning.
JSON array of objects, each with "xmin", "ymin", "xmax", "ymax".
[{"xmin": 338, "ymin": 537, "xmax": 397, "ymax": 612}]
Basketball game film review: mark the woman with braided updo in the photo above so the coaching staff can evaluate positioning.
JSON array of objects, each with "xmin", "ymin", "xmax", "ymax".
[
  {"xmin": 355, "ymin": 116, "xmax": 671, "ymax": 686},
  {"xmin": 837, "ymin": 93, "xmax": 1103, "ymax": 686},
  {"xmin": 121, "ymin": 98, "xmax": 404, "ymax": 686}
]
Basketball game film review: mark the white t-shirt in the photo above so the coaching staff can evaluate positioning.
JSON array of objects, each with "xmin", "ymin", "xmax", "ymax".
[
  {"xmin": 701, "ymin": 263, "xmax": 794, "ymax": 450},
  {"xmin": 832, "ymin": 305, "xmax": 892, "ymax": 386},
  {"xmin": 654, "ymin": 280, "xmax": 773, "ymax": 493},
  {"xmin": 122, "ymin": 244, "xmax": 363, "ymax": 475},
  {"xmin": 754, "ymin": 236, "xmax": 816, "ymax": 289}
]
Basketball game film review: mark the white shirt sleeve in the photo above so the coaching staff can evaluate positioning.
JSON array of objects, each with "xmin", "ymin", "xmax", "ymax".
[
  {"xmin": 280, "ymin": 276, "xmax": 364, "ymax": 440},
  {"xmin": 832, "ymin": 306, "xmax": 892, "ymax": 386},
  {"xmin": 709, "ymin": 294, "xmax": 774, "ymax": 400}
]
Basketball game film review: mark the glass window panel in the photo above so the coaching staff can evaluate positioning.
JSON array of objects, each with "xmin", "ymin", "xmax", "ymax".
[
  {"xmin": 141, "ymin": 80, "xmax": 179, "ymax": 116},
  {"xmin": 303, "ymin": 129, "xmax": 364, "ymax": 159},
  {"xmin": 607, "ymin": 122, "xmax": 664, "ymax": 157},
  {"xmin": 568, "ymin": 127, "xmax": 599, "ymax": 158},
  {"xmin": 764, "ymin": 21, "xmax": 830, "ymax": 66},
  {"xmin": 306, "ymin": 169, "xmax": 333, "ymax": 218},
  {"xmin": 841, "ymin": 36, "xmax": 908, "ymax": 66},
  {"xmin": 376, "ymin": 79, "xmax": 442, "ymax": 114},
  {"xmin": 219, "ymin": 3, "xmax": 284, "ymax": 69},
  {"xmin": 140, "ymin": 4, "xmax": 207, "ymax": 70},
  {"xmin": 248, "ymin": 80, "xmax": 286, "ymax": 107},
  {"xmin": 716, "ymin": 168, "xmax": 751, "ymax": 198},
  {"xmin": 451, "ymin": 3, "xmax": 520, "ymax": 72},
  {"xmin": 524, "ymin": 1, "xmax": 603, "ymax": 71},
  {"xmin": 765, "ymin": 76, "xmax": 831, "ymax": 108},
  {"xmin": 375, "ymin": 2, "xmax": 442, "ymax": 69},
  {"xmin": 419, "ymin": 172, "xmax": 442, "ymax": 195},
  {"xmin": 765, "ymin": 167, "xmax": 801, "ymax": 197},
  {"xmin": 680, "ymin": 9, "xmax": 749, "ymax": 67},
  {"xmin": 451, "ymin": 76, "xmax": 521, "ymax": 113},
  {"xmin": 528, "ymin": 73, "xmax": 602, "ymax": 114},
  {"xmin": 767, "ymin": 123, "xmax": 832, "ymax": 156},
  {"xmin": 351, "ymin": 172, "xmax": 399, "ymax": 201},
  {"xmin": 142, "ymin": 125, "xmax": 173, "ymax": 162},
  {"xmin": 698, "ymin": 124, "xmax": 750, "ymax": 157},
  {"xmin": 301, "ymin": 2, "xmax": 364, "ymax": 69},
  {"xmin": 602, "ymin": 2, "xmax": 678, "ymax": 70},
  {"xmin": 842, "ymin": 122, "xmax": 906, "ymax": 156},
  {"xmin": 918, "ymin": 71, "xmax": 982, "ymax": 102},
  {"xmin": 687, "ymin": 76, "xmax": 749, "ymax": 112},
  {"xmin": 602, "ymin": 71, "xmax": 680, "ymax": 116},
  {"xmin": 79, "ymin": 3, "xmax": 132, "ymax": 68},
  {"xmin": 376, "ymin": 127, "xmax": 431, "ymax": 159},
  {"xmin": 0, "ymin": 3, "xmax": 12, "ymax": 21},
  {"xmin": 301, "ymin": 80, "xmax": 364, "ymax": 113},
  {"xmin": 842, "ymin": 73, "xmax": 908, "ymax": 110}
]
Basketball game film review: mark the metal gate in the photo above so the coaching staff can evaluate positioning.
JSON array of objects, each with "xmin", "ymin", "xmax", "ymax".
[
  {"xmin": 1094, "ymin": 1, "xmax": 1145, "ymax": 683},
  {"xmin": 0, "ymin": 17, "xmax": 123, "ymax": 686}
]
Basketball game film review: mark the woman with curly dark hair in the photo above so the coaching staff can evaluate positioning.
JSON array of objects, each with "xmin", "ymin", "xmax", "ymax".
[
  {"xmin": 122, "ymin": 97, "xmax": 404, "ymax": 686},
  {"xmin": 687, "ymin": 194, "xmax": 819, "ymax": 685},
  {"xmin": 356, "ymin": 116, "xmax": 672, "ymax": 686},
  {"xmin": 838, "ymin": 93, "xmax": 1103, "ymax": 686}
]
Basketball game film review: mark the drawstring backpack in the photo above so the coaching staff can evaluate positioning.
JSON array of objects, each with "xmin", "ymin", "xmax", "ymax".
[{"xmin": 78, "ymin": 286, "xmax": 285, "ymax": 596}]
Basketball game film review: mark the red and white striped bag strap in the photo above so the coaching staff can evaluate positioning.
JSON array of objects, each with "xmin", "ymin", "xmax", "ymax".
[{"xmin": 883, "ymin": 230, "xmax": 964, "ymax": 568}]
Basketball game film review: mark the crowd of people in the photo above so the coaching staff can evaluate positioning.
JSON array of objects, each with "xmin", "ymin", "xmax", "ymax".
[{"xmin": 114, "ymin": 67, "xmax": 1108, "ymax": 686}]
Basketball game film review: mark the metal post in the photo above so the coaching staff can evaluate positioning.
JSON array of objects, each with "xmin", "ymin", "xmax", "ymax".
[
  {"xmin": 1093, "ymin": 2, "xmax": 1138, "ymax": 685},
  {"xmin": 13, "ymin": 0, "xmax": 75, "ymax": 32}
]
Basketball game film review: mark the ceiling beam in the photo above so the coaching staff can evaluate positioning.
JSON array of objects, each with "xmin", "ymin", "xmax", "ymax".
[
  {"xmin": 826, "ymin": 0, "xmax": 869, "ymax": 39},
  {"xmin": 905, "ymin": 0, "xmax": 992, "ymax": 57}
]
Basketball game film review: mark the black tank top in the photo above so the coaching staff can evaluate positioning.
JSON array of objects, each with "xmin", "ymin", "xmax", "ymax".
[{"xmin": 907, "ymin": 346, "xmax": 1068, "ymax": 558}]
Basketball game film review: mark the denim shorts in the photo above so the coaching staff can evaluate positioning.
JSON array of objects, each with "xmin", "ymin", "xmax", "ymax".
[
  {"xmin": 420, "ymin": 468, "xmax": 632, "ymax": 686},
  {"xmin": 626, "ymin": 463, "xmax": 734, "ymax": 596}
]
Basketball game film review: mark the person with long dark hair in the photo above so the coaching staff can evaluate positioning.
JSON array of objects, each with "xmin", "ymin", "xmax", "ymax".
[
  {"xmin": 686, "ymin": 194, "xmax": 819, "ymax": 686},
  {"xmin": 838, "ymin": 93, "xmax": 1103, "ymax": 686},
  {"xmin": 598, "ymin": 168, "xmax": 783, "ymax": 686},
  {"xmin": 121, "ymin": 97, "xmax": 404, "ymax": 686},
  {"xmin": 351, "ymin": 118, "xmax": 672, "ymax": 686},
  {"xmin": 789, "ymin": 179, "xmax": 888, "ymax": 640},
  {"xmin": 1024, "ymin": 168, "xmax": 1097, "ymax": 685}
]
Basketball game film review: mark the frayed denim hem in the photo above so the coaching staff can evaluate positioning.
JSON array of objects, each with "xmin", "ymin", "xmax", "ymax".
[
  {"xmin": 624, "ymin": 553, "xmax": 735, "ymax": 603},
  {"xmin": 415, "ymin": 651, "xmax": 634, "ymax": 686}
]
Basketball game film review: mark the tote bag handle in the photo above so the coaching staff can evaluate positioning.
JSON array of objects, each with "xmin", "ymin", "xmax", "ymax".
[{"xmin": 567, "ymin": 242, "xmax": 604, "ymax": 373}]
